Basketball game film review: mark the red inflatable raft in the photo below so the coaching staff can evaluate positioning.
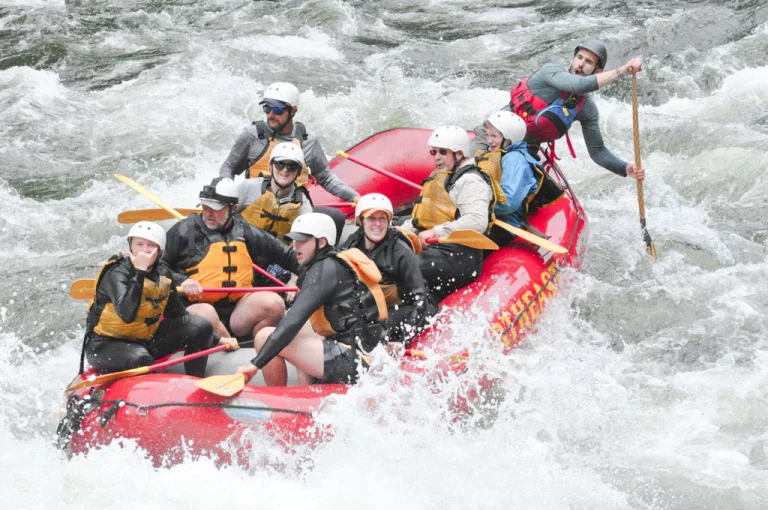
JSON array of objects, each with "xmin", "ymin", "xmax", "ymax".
[{"xmin": 58, "ymin": 128, "xmax": 587, "ymax": 468}]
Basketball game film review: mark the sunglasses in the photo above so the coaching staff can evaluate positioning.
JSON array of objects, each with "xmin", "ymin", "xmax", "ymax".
[
  {"xmin": 263, "ymin": 104, "xmax": 288, "ymax": 115},
  {"xmin": 429, "ymin": 148, "xmax": 451, "ymax": 156},
  {"xmin": 273, "ymin": 160, "xmax": 302, "ymax": 173}
]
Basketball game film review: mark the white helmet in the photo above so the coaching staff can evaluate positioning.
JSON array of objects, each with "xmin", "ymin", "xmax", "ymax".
[
  {"xmin": 487, "ymin": 111, "xmax": 527, "ymax": 144},
  {"xmin": 428, "ymin": 126, "xmax": 470, "ymax": 156},
  {"xmin": 127, "ymin": 221, "xmax": 166, "ymax": 251},
  {"xmin": 269, "ymin": 142, "xmax": 305, "ymax": 166},
  {"xmin": 285, "ymin": 212, "xmax": 337, "ymax": 246},
  {"xmin": 199, "ymin": 178, "xmax": 238, "ymax": 211},
  {"xmin": 260, "ymin": 82, "xmax": 300, "ymax": 109},
  {"xmin": 355, "ymin": 193, "xmax": 393, "ymax": 222}
]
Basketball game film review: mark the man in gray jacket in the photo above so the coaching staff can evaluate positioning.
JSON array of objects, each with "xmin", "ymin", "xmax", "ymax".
[
  {"xmin": 219, "ymin": 82, "xmax": 361, "ymax": 203},
  {"xmin": 472, "ymin": 40, "xmax": 645, "ymax": 181}
]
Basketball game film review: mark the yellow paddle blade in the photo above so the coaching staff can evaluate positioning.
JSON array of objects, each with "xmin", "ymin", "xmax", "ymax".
[
  {"xmin": 113, "ymin": 174, "xmax": 185, "ymax": 221},
  {"xmin": 65, "ymin": 365, "xmax": 150, "ymax": 392},
  {"xmin": 440, "ymin": 230, "xmax": 499, "ymax": 250},
  {"xmin": 195, "ymin": 373, "xmax": 245, "ymax": 397},
  {"xmin": 493, "ymin": 220, "xmax": 568, "ymax": 254},
  {"xmin": 70, "ymin": 279, "xmax": 96, "ymax": 300},
  {"xmin": 118, "ymin": 208, "xmax": 200, "ymax": 224}
]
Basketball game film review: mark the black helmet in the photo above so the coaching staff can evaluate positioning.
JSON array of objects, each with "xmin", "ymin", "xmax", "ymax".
[{"xmin": 574, "ymin": 39, "xmax": 608, "ymax": 69}]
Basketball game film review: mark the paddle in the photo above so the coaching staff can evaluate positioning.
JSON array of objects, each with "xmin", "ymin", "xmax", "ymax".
[
  {"xmin": 491, "ymin": 220, "xmax": 567, "ymax": 254},
  {"xmin": 194, "ymin": 349, "xmax": 471, "ymax": 396},
  {"xmin": 336, "ymin": 151, "xmax": 422, "ymax": 191},
  {"xmin": 114, "ymin": 174, "xmax": 293, "ymax": 287},
  {"xmin": 630, "ymin": 69, "xmax": 657, "ymax": 261},
  {"xmin": 195, "ymin": 373, "xmax": 245, "ymax": 397},
  {"xmin": 65, "ymin": 343, "xmax": 233, "ymax": 392},
  {"xmin": 114, "ymin": 173, "xmax": 186, "ymax": 221},
  {"xmin": 69, "ymin": 280, "xmax": 298, "ymax": 300},
  {"xmin": 336, "ymin": 150, "xmax": 566, "ymax": 254},
  {"xmin": 425, "ymin": 229, "xmax": 499, "ymax": 250},
  {"xmin": 117, "ymin": 208, "xmax": 201, "ymax": 223},
  {"xmin": 117, "ymin": 202, "xmax": 355, "ymax": 224}
]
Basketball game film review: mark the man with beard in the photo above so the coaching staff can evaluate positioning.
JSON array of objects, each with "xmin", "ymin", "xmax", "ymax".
[
  {"xmin": 163, "ymin": 178, "xmax": 300, "ymax": 340},
  {"xmin": 471, "ymin": 39, "xmax": 645, "ymax": 181}
]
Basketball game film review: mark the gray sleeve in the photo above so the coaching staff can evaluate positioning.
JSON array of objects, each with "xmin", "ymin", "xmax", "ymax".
[
  {"xmin": 434, "ymin": 173, "xmax": 493, "ymax": 237},
  {"xmin": 299, "ymin": 194, "xmax": 313, "ymax": 215},
  {"xmin": 577, "ymin": 98, "xmax": 629, "ymax": 177},
  {"xmin": 302, "ymin": 131, "xmax": 359, "ymax": 201},
  {"xmin": 529, "ymin": 63, "xmax": 599, "ymax": 97},
  {"xmin": 219, "ymin": 127, "xmax": 254, "ymax": 179},
  {"xmin": 235, "ymin": 179, "xmax": 265, "ymax": 212},
  {"xmin": 468, "ymin": 124, "xmax": 489, "ymax": 156}
]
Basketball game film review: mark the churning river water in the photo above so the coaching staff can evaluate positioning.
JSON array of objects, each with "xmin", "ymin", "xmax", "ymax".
[{"xmin": 1, "ymin": 1, "xmax": 767, "ymax": 508}]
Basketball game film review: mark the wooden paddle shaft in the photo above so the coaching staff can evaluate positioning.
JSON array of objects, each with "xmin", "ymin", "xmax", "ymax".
[{"xmin": 631, "ymin": 71, "xmax": 647, "ymax": 221}]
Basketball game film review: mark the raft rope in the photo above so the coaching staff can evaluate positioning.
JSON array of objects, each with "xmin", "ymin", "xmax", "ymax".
[{"xmin": 56, "ymin": 391, "xmax": 312, "ymax": 453}]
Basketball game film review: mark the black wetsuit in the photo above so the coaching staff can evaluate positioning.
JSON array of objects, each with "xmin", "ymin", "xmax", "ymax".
[
  {"xmin": 250, "ymin": 245, "xmax": 386, "ymax": 384},
  {"xmin": 341, "ymin": 228, "xmax": 429, "ymax": 344},
  {"xmin": 162, "ymin": 214, "xmax": 300, "ymax": 327},
  {"xmin": 85, "ymin": 257, "xmax": 216, "ymax": 377}
]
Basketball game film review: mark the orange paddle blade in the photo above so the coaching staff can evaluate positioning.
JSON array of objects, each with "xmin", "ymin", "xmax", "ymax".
[
  {"xmin": 118, "ymin": 208, "xmax": 200, "ymax": 224},
  {"xmin": 439, "ymin": 230, "xmax": 499, "ymax": 250},
  {"xmin": 195, "ymin": 373, "xmax": 245, "ymax": 397},
  {"xmin": 70, "ymin": 279, "xmax": 96, "ymax": 300},
  {"xmin": 492, "ymin": 220, "xmax": 567, "ymax": 254},
  {"xmin": 65, "ymin": 365, "xmax": 150, "ymax": 392}
]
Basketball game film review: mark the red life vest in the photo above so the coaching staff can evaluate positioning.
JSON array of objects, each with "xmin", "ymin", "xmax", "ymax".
[{"xmin": 509, "ymin": 76, "xmax": 586, "ymax": 159}]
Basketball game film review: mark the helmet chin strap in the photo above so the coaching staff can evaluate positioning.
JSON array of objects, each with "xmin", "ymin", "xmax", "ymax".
[{"xmin": 450, "ymin": 151, "xmax": 463, "ymax": 172}]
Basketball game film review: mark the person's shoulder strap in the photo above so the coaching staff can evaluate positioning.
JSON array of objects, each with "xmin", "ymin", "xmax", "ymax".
[
  {"xmin": 294, "ymin": 121, "xmax": 308, "ymax": 143},
  {"xmin": 251, "ymin": 120, "xmax": 267, "ymax": 140}
]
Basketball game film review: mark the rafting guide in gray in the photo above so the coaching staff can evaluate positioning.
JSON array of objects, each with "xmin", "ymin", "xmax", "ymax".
[
  {"xmin": 219, "ymin": 81, "xmax": 361, "ymax": 203},
  {"xmin": 471, "ymin": 39, "xmax": 646, "ymax": 181},
  {"xmin": 236, "ymin": 213, "xmax": 389, "ymax": 386}
]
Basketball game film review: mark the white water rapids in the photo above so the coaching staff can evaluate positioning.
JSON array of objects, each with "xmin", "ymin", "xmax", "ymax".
[{"xmin": 1, "ymin": 1, "xmax": 767, "ymax": 508}]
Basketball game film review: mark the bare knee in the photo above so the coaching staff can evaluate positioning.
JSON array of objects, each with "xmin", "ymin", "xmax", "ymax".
[
  {"xmin": 187, "ymin": 303, "xmax": 219, "ymax": 324},
  {"xmin": 254, "ymin": 327, "xmax": 276, "ymax": 350},
  {"xmin": 262, "ymin": 293, "xmax": 285, "ymax": 321}
]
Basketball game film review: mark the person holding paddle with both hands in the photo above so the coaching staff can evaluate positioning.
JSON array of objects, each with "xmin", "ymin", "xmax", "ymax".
[{"xmin": 84, "ymin": 221, "xmax": 238, "ymax": 377}]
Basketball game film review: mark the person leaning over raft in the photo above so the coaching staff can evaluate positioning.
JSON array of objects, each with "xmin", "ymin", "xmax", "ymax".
[
  {"xmin": 237, "ymin": 213, "xmax": 389, "ymax": 386},
  {"xmin": 162, "ymin": 178, "xmax": 301, "ymax": 341},
  {"xmin": 219, "ymin": 81, "xmax": 356, "ymax": 242},
  {"xmin": 341, "ymin": 193, "xmax": 430, "ymax": 346},
  {"xmin": 85, "ymin": 221, "xmax": 238, "ymax": 376},
  {"xmin": 400, "ymin": 126, "xmax": 495, "ymax": 303},
  {"xmin": 469, "ymin": 39, "xmax": 645, "ymax": 181}
]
